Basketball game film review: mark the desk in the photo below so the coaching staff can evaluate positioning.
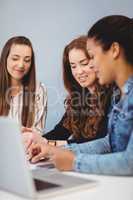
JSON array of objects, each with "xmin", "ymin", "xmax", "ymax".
[{"xmin": 0, "ymin": 172, "xmax": 133, "ymax": 200}]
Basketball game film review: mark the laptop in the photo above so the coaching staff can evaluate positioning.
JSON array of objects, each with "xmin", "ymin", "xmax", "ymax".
[{"xmin": 0, "ymin": 117, "xmax": 97, "ymax": 199}]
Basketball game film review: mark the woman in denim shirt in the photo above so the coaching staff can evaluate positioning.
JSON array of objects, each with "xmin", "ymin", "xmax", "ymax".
[{"xmin": 28, "ymin": 15, "xmax": 133, "ymax": 176}]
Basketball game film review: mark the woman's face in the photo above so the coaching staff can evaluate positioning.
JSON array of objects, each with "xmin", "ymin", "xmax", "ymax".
[
  {"xmin": 7, "ymin": 44, "xmax": 32, "ymax": 84},
  {"xmin": 69, "ymin": 48, "xmax": 96, "ymax": 89},
  {"xmin": 87, "ymin": 38, "xmax": 116, "ymax": 85}
]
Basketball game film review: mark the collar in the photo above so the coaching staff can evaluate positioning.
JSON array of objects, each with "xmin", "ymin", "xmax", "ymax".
[{"xmin": 122, "ymin": 75, "xmax": 133, "ymax": 95}]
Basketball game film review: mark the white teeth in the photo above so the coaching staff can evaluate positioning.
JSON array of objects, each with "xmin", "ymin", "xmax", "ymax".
[{"xmin": 79, "ymin": 76, "xmax": 88, "ymax": 81}]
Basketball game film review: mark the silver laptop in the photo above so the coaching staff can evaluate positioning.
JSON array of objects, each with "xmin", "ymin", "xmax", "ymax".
[{"xmin": 0, "ymin": 117, "xmax": 97, "ymax": 199}]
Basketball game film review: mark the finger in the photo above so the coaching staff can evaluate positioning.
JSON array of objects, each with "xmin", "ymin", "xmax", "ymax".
[
  {"xmin": 22, "ymin": 133, "xmax": 33, "ymax": 150},
  {"xmin": 31, "ymin": 152, "xmax": 45, "ymax": 163},
  {"xmin": 27, "ymin": 142, "xmax": 37, "ymax": 155},
  {"xmin": 25, "ymin": 140, "xmax": 33, "ymax": 152},
  {"xmin": 26, "ymin": 153, "xmax": 32, "ymax": 161}
]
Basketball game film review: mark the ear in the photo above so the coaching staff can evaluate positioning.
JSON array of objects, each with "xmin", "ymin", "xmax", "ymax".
[{"xmin": 110, "ymin": 42, "xmax": 120, "ymax": 59}]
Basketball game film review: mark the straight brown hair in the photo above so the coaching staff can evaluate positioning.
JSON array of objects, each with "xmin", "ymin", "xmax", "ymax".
[{"xmin": 0, "ymin": 36, "xmax": 36, "ymax": 127}]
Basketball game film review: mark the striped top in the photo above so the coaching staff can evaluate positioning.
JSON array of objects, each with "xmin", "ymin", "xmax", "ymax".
[{"xmin": 8, "ymin": 82, "xmax": 47, "ymax": 134}]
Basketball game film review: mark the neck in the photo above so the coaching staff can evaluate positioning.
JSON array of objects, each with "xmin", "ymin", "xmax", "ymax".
[{"xmin": 10, "ymin": 79, "xmax": 22, "ymax": 96}]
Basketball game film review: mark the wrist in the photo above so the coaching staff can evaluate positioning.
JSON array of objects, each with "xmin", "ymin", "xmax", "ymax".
[{"xmin": 48, "ymin": 140, "xmax": 57, "ymax": 146}]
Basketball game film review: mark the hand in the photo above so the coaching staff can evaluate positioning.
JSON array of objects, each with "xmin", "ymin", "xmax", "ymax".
[
  {"xmin": 22, "ymin": 128, "xmax": 47, "ymax": 151},
  {"xmin": 22, "ymin": 131, "xmax": 34, "ymax": 150},
  {"xmin": 27, "ymin": 143, "xmax": 56, "ymax": 162},
  {"xmin": 28, "ymin": 142, "xmax": 75, "ymax": 171},
  {"xmin": 51, "ymin": 149, "xmax": 75, "ymax": 171}
]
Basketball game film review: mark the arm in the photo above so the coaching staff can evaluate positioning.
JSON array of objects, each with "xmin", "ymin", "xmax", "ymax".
[
  {"xmin": 33, "ymin": 83, "xmax": 47, "ymax": 134},
  {"xmin": 44, "ymin": 119, "xmax": 102, "ymax": 144},
  {"xmin": 45, "ymin": 122, "xmax": 94, "ymax": 143},
  {"xmin": 73, "ymin": 130, "xmax": 133, "ymax": 175},
  {"xmin": 64, "ymin": 134, "xmax": 111, "ymax": 154},
  {"xmin": 44, "ymin": 114, "xmax": 71, "ymax": 140}
]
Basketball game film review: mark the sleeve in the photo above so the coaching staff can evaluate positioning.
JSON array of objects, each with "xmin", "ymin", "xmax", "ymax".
[
  {"xmin": 44, "ymin": 114, "xmax": 97, "ymax": 143},
  {"xmin": 44, "ymin": 113, "xmax": 71, "ymax": 140},
  {"xmin": 33, "ymin": 82, "xmax": 47, "ymax": 134},
  {"xmin": 64, "ymin": 134, "xmax": 111, "ymax": 154},
  {"xmin": 73, "ymin": 130, "xmax": 133, "ymax": 175}
]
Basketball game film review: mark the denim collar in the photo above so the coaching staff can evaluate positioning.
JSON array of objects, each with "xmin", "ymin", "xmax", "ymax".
[
  {"xmin": 122, "ymin": 75, "xmax": 133, "ymax": 95},
  {"xmin": 112, "ymin": 76, "xmax": 133, "ymax": 105}
]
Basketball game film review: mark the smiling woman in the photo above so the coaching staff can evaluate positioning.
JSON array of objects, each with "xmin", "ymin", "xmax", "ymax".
[
  {"xmin": 87, "ymin": 39, "xmax": 116, "ymax": 85},
  {"xmin": 36, "ymin": 36, "xmax": 113, "ymax": 144},
  {"xmin": 0, "ymin": 36, "xmax": 47, "ymax": 132},
  {"xmin": 7, "ymin": 44, "xmax": 32, "ymax": 84},
  {"xmin": 68, "ymin": 48, "xmax": 96, "ymax": 91}
]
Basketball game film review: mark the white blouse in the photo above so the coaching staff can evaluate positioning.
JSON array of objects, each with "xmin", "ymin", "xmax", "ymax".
[{"xmin": 8, "ymin": 82, "xmax": 47, "ymax": 134}]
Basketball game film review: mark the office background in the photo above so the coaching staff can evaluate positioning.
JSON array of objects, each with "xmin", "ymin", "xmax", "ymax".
[{"xmin": 0, "ymin": 0, "xmax": 132, "ymax": 132}]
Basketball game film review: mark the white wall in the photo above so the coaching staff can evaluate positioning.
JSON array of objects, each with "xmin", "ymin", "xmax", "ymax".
[{"xmin": 0, "ymin": 0, "xmax": 133, "ymax": 131}]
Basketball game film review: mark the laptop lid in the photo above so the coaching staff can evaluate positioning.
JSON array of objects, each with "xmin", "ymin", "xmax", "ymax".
[{"xmin": 0, "ymin": 117, "xmax": 36, "ymax": 199}]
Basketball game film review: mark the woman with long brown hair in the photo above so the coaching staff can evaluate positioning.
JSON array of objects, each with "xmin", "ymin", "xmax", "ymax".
[
  {"xmin": 44, "ymin": 35, "xmax": 112, "ymax": 144},
  {"xmin": 0, "ymin": 36, "xmax": 47, "ymax": 132}
]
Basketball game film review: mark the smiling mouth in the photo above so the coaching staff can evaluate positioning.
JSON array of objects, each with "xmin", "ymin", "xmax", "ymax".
[
  {"xmin": 78, "ymin": 75, "xmax": 88, "ymax": 81},
  {"xmin": 15, "ymin": 69, "xmax": 24, "ymax": 73}
]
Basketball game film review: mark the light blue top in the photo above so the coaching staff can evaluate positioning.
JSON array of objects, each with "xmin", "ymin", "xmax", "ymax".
[{"xmin": 65, "ymin": 76, "xmax": 133, "ymax": 175}]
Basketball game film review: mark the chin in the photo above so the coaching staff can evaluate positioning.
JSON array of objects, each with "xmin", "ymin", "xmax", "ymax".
[
  {"xmin": 98, "ymin": 78, "xmax": 106, "ymax": 85},
  {"xmin": 80, "ymin": 84, "xmax": 86, "ymax": 88},
  {"xmin": 13, "ymin": 77, "xmax": 23, "ymax": 81}
]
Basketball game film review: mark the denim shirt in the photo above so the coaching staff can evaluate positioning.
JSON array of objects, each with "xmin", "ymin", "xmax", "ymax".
[{"xmin": 65, "ymin": 76, "xmax": 133, "ymax": 175}]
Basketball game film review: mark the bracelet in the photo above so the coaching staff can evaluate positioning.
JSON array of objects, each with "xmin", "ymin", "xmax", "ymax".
[{"xmin": 48, "ymin": 140, "xmax": 56, "ymax": 146}]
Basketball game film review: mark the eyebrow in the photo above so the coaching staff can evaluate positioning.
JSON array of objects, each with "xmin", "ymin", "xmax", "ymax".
[
  {"xmin": 80, "ymin": 58, "xmax": 88, "ymax": 63},
  {"xmin": 70, "ymin": 58, "xmax": 88, "ymax": 65},
  {"xmin": 11, "ymin": 54, "xmax": 31, "ymax": 58}
]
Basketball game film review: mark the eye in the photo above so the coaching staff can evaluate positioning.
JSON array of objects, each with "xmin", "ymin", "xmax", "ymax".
[
  {"xmin": 24, "ymin": 59, "xmax": 31, "ymax": 63},
  {"xmin": 71, "ymin": 65, "xmax": 76, "ymax": 69},
  {"xmin": 81, "ymin": 62, "xmax": 89, "ymax": 66},
  {"xmin": 89, "ymin": 65, "xmax": 94, "ymax": 69},
  {"xmin": 12, "ymin": 57, "xmax": 18, "ymax": 61}
]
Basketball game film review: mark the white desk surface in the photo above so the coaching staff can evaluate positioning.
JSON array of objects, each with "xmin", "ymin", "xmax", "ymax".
[{"xmin": 0, "ymin": 172, "xmax": 133, "ymax": 200}]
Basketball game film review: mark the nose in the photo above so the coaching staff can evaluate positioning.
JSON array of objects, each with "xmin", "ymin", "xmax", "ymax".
[
  {"xmin": 76, "ymin": 66, "xmax": 84, "ymax": 74},
  {"xmin": 18, "ymin": 59, "xmax": 24, "ymax": 69}
]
